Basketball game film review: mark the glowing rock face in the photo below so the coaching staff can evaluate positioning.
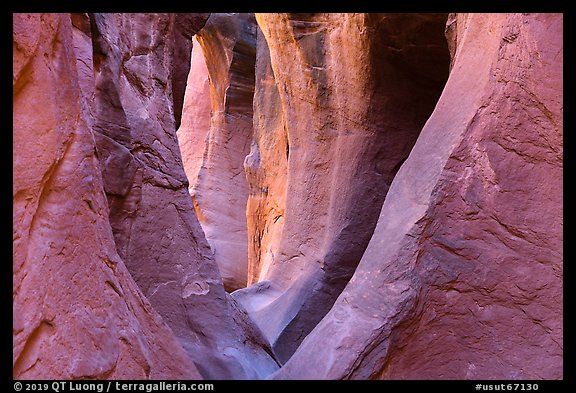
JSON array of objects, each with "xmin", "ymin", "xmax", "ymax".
[
  {"xmin": 13, "ymin": 12, "xmax": 562, "ymax": 380},
  {"xmin": 273, "ymin": 13, "xmax": 563, "ymax": 380}
]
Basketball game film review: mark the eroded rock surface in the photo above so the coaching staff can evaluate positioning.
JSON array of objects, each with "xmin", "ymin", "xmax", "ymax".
[
  {"xmin": 273, "ymin": 13, "xmax": 563, "ymax": 380},
  {"xmin": 234, "ymin": 13, "xmax": 450, "ymax": 363},
  {"xmin": 13, "ymin": 12, "xmax": 563, "ymax": 381},
  {"xmin": 13, "ymin": 13, "xmax": 201, "ymax": 380},
  {"xmin": 177, "ymin": 35, "xmax": 211, "ymax": 197},
  {"xmin": 179, "ymin": 13, "xmax": 257, "ymax": 291},
  {"xmin": 84, "ymin": 13, "xmax": 278, "ymax": 379}
]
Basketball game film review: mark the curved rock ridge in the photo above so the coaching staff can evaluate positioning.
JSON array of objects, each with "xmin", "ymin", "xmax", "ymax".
[
  {"xmin": 13, "ymin": 13, "xmax": 202, "ymax": 380},
  {"xmin": 13, "ymin": 12, "xmax": 563, "ymax": 381},
  {"xmin": 233, "ymin": 12, "xmax": 451, "ymax": 363},
  {"xmin": 83, "ymin": 13, "xmax": 279, "ymax": 379},
  {"xmin": 178, "ymin": 13, "xmax": 257, "ymax": 292},
  {"xmin": 177, "ymin": 35, "xmax": 211, "ymax": 200},
  {"xmin": 13, "ymin": 12, "xmax": 279, "ymax": 380},
  {"xmin": 272, "ymin": 13, "xmax": 563, "ymax": 380}
]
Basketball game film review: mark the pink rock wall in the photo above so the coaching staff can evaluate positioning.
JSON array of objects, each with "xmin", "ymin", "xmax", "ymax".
[
  {"xmin": 234, "ymin": 13, "xmax": 450, "ymax": 363},
  {"xmin": 272, "ymin": 13, "xmax": 563, "ymax": 380},
  {"xmin": 14, "ymin": 12, "xmax": 278, "ymax": 380},
  {"xmin": 84, "ymin": 13, "xmax": 279, "ymax": 379},
  {"xmin": 13, "ymin": 12, "xmax": 563, "ymax": 381},
  {"xmin": 177, "ymin": 35, "xmax": 211, "ymax": 196},
  {"xmin": 182, "ymin": 13, "xmax": 257, "ymax": 291},
  {"xmin": 13, "ymin": 13, "xmax": 202, "ymax": 380}
]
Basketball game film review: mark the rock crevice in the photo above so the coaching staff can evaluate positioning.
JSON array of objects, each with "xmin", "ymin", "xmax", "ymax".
[{"xmin": 13, "ymin": 12, "xmax": 563, "ymax": 381}]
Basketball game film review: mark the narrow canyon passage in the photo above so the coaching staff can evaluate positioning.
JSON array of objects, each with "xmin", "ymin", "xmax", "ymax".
[
  {"xmin": 177, "ymin": 13, "xmax": 257, "ymax": 292},
  {"xmin": 18, "ymin": 13, "xmax": 279, "ymax": 380},
  {"xmin": 13, "ymin": 12, "xmax": 563, "ymax": 380},
  {"xmin": 177, "ymin": 13, "xmax": 452, "ymax": 363},
  {"xmin": 274, "ymin": 13, "xmax": 563, "ymax": 379},
  {"xmin": 176, "ymin": 13, "xmax": 454, "ymax": 364}
]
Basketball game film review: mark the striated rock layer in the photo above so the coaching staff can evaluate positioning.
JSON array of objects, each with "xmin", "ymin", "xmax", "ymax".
[
  {"xmin": 82, "ymin": 13, "xmax": 279, "ymax": 379},
  {"xmin": 234, "ymin": 13, "xmax": 450, "ymax": 363},
  {"xmin": 180, "ymin": 13, "xmax": 257, "ymax": 291},
  {"xmin": 273, "ymin": 13, "xmax": 563, "ymax": 380},
  {"xmin": 13, "ymin": 13, "xmax": 201, "ymax": 380}
]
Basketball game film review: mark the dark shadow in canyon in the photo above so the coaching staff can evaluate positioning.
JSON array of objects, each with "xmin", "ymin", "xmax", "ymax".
[
  {"xmin": 89, "ymin": 11, "xmax": 452, "ymax": 371},
  {"xmin": 269, "ymin": 13, "xmax": 452, "ymax": 363}
]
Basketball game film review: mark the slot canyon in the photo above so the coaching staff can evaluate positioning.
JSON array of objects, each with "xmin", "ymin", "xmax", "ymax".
[{"xmin": 13, "ymin": 13, "xmax": 563, "ymax": 380}]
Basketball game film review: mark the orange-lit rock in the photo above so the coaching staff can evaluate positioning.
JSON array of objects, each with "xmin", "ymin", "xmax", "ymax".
[
  {"xmin": 234, "ymin": 13, "xmax": 450, "ymax": 363},
  {"xmin": 13, "ymin": 13, "xmax": 201, "ymax": 380},
  {"xmin": 85, "ymin": 13, "xmax": 278, "ymax": 379},
  {"xmin": 13, "ymin": 12, "xmax": 563, "ymax": 381},
  {"xmin": 180, "ymin": 13, "xmax": 257, "ymax": 291},
  {"xmin": 177, "ymin": 35, "xmax": 211, "ymax": 197},
  {"xmin": 242, "ymin": 23, "xmax": 288, "ymax": 293},
  {"xmin": 273, "ymin": 13, "xmax": 563, "ymax": 380}
]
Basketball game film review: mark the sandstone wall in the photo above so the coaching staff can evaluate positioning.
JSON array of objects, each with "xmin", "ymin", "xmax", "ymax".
[
  {"xmin": 84, "ymin": 12, "xmax": 278, "ymax": 379},
  {"xmin": 13, "ymin": 13, "xmax": 202, "ymax": 380},
  {"xmin": 180, "ymin": 13, "xmax": 257, "ymax": 291},
  {"xmin": 234, "ymin": 13, "xmax": 450, "ymax": 362},
  {"xmin": 273, "ymin": 13, "xmax": 563, "ymax": 379},
  {"xmin": 14, "ymin": 12, "xmax": 279, "ymax": 380},
  {"xmin": 13, "ymin": 12, "xmax": 563, "ymax": 381}
]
